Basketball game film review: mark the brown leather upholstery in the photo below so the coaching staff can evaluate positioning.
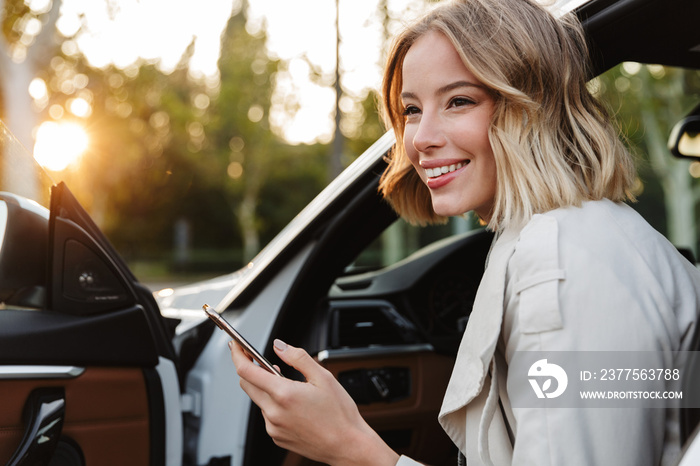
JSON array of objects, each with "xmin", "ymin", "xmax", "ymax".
[{"xmin": 0, "ymin": 367, "xmax": 150, "ymax": 465}]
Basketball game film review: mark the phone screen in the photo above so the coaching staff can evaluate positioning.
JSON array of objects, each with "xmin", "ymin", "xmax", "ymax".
[{"xmin": 203, "ymin": 304, "xmax": 284, "ymax": 377}]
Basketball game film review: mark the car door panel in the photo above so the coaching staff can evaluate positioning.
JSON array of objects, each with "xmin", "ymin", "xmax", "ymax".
[
  {"xmin": 0, "ymin": 366, "xmax": 151, "ymax": 465},
  {"xmin": 0, "ymin": 181, "xmax": 176, "ymax": 464}
]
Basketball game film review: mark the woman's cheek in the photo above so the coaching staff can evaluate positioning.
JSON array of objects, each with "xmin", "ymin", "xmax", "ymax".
[{"xmin": 403, "ymin": 135, "xmax": 421, "ymax": 175}]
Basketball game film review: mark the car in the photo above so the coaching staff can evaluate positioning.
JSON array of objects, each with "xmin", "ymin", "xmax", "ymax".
[{"xmin": 1, "ymin": 0, "xmax": 700, "ymax": 465}]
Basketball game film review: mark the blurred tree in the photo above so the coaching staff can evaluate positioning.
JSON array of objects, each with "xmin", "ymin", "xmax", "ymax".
[
  {"xmin": 330, "ymin": 0, "xmax": 344, "ymax": 181},
  {"xmin": 210, "ymin": 8, "xmax": 329, "ymax": 261},
  {"xmin": 344, "ymin": 90, "xmax": 385, "ymax": 156},
  {"xmin": 91, "ymin": 4, "xmax": 329, "ymax": 266},
  {"xmin": 256, "ymin": 141, "xmax": 328, "ymax": 245},
  {"xmin": 207, "ymin": 8, "xmax": 286, "ymax": 262},
  {"xmin": 597, "ymin": 64, "xmax": 700, "ymax": 254}
]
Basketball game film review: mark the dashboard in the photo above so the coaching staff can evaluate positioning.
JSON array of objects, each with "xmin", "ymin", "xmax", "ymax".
[{"xmin": 322, "ymin": 228, "xmax": 493, "ymax": 355}]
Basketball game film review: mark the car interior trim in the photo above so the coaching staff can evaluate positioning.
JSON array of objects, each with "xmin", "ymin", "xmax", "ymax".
[
  {"xmin": 0, "ymin": 365, "xmax": 85, "ymax": 379},
  {"xmin": 317, "ymin": 344, "xmax": 435, "ymax": 362}
]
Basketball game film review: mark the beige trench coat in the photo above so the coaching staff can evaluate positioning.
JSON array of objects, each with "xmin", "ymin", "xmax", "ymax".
[{"xmin": 398, "ymin": 200, "xmax": 700, "ymax": 466}]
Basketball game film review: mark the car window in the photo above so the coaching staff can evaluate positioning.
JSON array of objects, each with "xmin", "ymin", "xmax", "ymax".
[
  {"xmin": 347, "ymin": 215, "xmax": 483, "ymax": 273},
  {"xmin": 594, "ymin": 63, "xmax": 700, "ymax": 260}
]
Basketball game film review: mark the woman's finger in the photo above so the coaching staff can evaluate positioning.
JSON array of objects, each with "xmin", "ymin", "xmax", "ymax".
[
  {"xmin": 230, "ymin": 339, "xmax": 279, "ymax": 389},
  {"xmin": 272, "ymin": 339, "xmax": 330, "ymax": 385}
]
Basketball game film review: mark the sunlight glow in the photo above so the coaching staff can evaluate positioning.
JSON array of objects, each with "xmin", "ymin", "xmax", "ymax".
[
  {"xmin": 34, "ymin": 121, "xmax": 89, "ymax": 172},
  {"xmin": 69, "ymin": 97, "xmax": 92, "ymax": 118},
  {"xmin": 156, "ymin": 288, "xmax": 175, "ymax": 298},
  {"xmin": 28, "ymin": 78, "xmax": 48, "ymax": 100},
  {"xmin": 57, "ymin": 0, "xmax": 236, "ymax": 76}
]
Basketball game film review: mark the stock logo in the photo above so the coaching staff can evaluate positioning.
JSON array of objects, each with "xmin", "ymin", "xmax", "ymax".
[{"xmin": 528, "ymin": 359, "xmax": 568, "ymax": 399}]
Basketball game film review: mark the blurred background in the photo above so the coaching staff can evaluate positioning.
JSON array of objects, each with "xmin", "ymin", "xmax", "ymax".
[{"xmin": 1, "ymin": 0, "xmax": 698, "ymax": 288}]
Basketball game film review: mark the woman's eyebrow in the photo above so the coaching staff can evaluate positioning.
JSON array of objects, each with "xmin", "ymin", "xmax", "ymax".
[
  {"xmin": 436, "ymin": 80, "xmax": 483, "ymax": 95},
  {"xmin": 400, "ymin": 80, "xmax": 485, "ymax": 101}
]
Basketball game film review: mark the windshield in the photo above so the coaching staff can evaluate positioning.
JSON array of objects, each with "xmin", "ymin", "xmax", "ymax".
[{"xmin": 0, "ymin": 121, "xmax": 54, "ymax": 209}]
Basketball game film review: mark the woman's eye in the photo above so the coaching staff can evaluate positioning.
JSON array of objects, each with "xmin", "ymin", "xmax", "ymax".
[
  {"xmin": 402, "ymin": 105, "xmax": 420, "ymax": 116},
  {"xmin": 449, "ymin": 97, "xmax": 475, "ymax": 108}
]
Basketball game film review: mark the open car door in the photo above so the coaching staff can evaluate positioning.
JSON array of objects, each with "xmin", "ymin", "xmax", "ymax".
[{"xmin": 0, "ymin": 124, "xmax": 181, "ymax": 466}]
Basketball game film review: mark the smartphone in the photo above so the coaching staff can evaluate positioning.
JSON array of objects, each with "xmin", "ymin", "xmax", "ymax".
[{"xmin": 203, "ymin": 304, "xmax": 284, "ymax": 377}]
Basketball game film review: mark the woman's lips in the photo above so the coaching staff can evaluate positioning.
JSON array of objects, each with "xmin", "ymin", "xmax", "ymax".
[{"xmin": 423, "ymin": 160, "xmax": 470, "ymax": 189}]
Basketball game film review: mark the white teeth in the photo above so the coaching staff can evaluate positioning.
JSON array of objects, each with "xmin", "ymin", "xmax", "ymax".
[{"xmin": 425, "ymin": 161, "xmax": 467, "ymax": 178}]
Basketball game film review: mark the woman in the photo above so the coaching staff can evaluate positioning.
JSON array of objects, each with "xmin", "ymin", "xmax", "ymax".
[{"xmin": 231, "ymin": 0, "xmax": 700, "ymax": 464}]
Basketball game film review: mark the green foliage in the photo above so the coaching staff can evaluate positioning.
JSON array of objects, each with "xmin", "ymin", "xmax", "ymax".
[
  {"xmin": 596, "ymin": 63, "xmax": 700, "ymax": 248},
  {"xmin": 256, "ymin": 142, "xmax": 328, "ymax": 245},
  {"xmin": 207, "ymin": 10, "xmax": 330, "ymax": 260},
  {"xmin": 597, "ymin": 65, "xmax": 699, "ymax": 150},
  {"xmin": 344, "ymin": 90, "xmax": 387, "ymax": 158}
]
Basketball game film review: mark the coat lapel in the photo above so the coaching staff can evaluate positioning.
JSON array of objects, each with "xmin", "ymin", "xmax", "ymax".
[{"xmin": 438, "ymin": 225, "xmax": 521, "ymax": 454}]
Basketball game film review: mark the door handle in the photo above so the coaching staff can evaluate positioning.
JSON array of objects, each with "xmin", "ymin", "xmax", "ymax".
[{"xmin": 8, "ymin": 387, "xmax": 66, "ymax": 466}]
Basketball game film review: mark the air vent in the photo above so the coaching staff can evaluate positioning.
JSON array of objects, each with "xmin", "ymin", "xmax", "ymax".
[
  {"xmin": 335, "ymin": 278, "xmax": 373, "ymax": 291},
  {"xmin": 330, "ymin": 302, "xmax": 416, "ymax": 348}
]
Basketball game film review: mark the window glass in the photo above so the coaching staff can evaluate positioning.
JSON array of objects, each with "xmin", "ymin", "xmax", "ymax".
[
  {"xmin": 595, "ymin": 63, "xmax": 700, "ymax": 259},
  {"xmin": 347, "ymin": 215, "xmax": 483, "ymax": 273}
]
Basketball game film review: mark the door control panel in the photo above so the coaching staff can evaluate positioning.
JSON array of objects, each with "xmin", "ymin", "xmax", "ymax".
[{"xmin": 338, "ymin": 367, "xmax": 410, "ymax": 404}]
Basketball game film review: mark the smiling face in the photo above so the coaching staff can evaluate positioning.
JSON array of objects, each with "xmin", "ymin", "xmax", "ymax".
[{"xmin": 401, "ymin": 30, "xmax": 497, "ymax": 220}]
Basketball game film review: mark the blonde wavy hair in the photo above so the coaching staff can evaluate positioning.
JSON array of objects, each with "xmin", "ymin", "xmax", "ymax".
[{"xmin": 378, "ymin": 0, "xmax": 636, "ymax": 230}]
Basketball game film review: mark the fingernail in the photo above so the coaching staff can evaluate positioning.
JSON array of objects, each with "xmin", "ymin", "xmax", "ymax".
[
  {"xmin": 228, "ymin": 341, "xmax": 234, "ymax": 350},
  {"xmin": 273, "ymin": 339, "xmax": 288, "ymax": 351}
]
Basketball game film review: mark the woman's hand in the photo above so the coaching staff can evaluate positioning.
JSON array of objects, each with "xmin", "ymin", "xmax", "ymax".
[{"xmin": 230, "ymin": 338, "xmax": 400, "ymax": 466}]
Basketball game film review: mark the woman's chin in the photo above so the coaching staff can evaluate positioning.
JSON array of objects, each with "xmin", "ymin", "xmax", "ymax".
[
  {"xmin": 430, "ymin": 197, "xmax": 494, "ymax": 222},
  {"xmin": 431, "ymin": 203, "xmax": 468, "ymax": 218}
]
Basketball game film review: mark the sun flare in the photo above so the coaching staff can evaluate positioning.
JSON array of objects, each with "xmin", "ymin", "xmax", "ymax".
[{"xmin": 33, "ymin": 121, "xmax": 89, "ymax": 172}]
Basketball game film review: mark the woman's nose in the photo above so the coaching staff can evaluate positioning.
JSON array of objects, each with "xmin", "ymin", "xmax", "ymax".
[{"xmin": 412, "ymin": 112, "xmax": 445, "ymax": 153}]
